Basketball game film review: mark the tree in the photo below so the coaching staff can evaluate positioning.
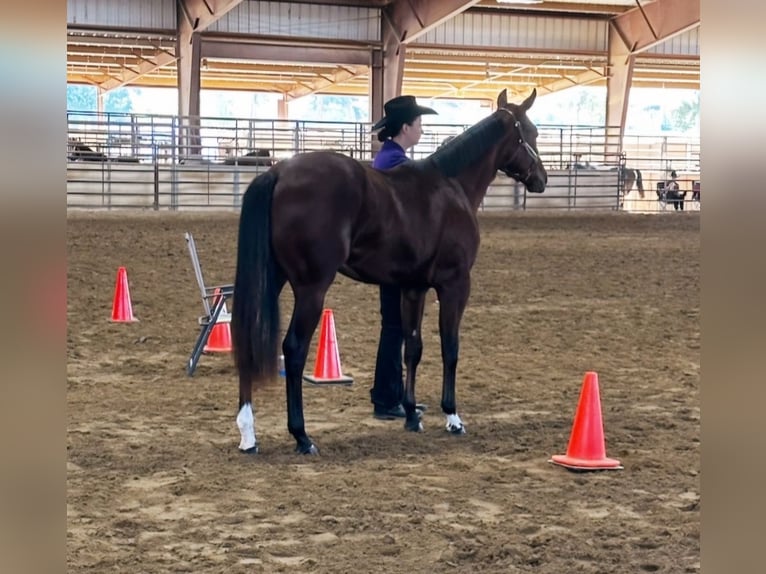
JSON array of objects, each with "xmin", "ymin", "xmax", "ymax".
[
  {"xmin": 670, "ymin": 93, "xmax": 699, "ymax": 132},
  {"xmin": 67, "ymin": 84, "xmax": 97, "ymax": 112},
  {"xmin": 103, "ymin": 88, "xmax": 134, "ymax": 114}
]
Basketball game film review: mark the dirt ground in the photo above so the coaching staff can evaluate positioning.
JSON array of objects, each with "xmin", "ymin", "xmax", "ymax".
[{"xmin": 67, "ymin": 210, "xmax": 699, "ymax": 573}]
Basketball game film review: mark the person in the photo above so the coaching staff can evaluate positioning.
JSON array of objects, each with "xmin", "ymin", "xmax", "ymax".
[
  {"xmin": 664, "ymin": 170, "xmax": 684, "ymax": 211},
  {"xmin": 369, "ymin": 95, "xmax": 437, "ymax": 419}
]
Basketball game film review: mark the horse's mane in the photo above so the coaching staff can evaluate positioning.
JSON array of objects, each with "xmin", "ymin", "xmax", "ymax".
[{"xmin": 419, "ymin": 111, "xmax": 508, "ymax": 177}]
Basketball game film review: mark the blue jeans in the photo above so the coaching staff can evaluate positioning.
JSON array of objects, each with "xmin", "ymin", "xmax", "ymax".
[{"xmin": 370, "ymin": 284, "xmax": 403, "ymax": 408}]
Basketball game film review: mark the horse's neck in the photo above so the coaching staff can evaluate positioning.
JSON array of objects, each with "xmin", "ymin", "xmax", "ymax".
[{"xmin": 454, "ymin": 154, "xmax": 500, "ymax": 211}]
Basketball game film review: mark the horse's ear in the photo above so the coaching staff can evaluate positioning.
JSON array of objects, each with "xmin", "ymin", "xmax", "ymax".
[
  {"xmin": 497, "ymin": 89, "xmax": 508, "ymax": 109},
  {"xmin": 520, "ymin": 88, "xmax": 537, "ymax": 112}
]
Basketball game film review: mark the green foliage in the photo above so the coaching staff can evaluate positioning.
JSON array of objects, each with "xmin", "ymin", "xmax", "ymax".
[
  {"xmin": 66, "ymin": 84, "xmax": 136, "ymax": 114},
  {"xmin": 67, "ymin": 85, "xmax": 97, "ymax": 111},
  {"xmin": 103, "ymin": 88, "xmax": 134, "ymax": 114},
  {"xmin": 670, "ymin": 93, "xmax": 700, "ymax": 132}
]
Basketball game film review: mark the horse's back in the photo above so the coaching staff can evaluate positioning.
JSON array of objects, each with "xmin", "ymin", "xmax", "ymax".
[{"xmin": 271, "ymin": 151, "xmax": 367, "ymax": 213}]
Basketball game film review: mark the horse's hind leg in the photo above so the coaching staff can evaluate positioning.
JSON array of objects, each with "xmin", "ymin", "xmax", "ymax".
[
  {"xmin": 237, "ymin": 376, "xmax": 259, "ymax": 453},
  {"xmin": 436, "ymin": 278, "xmax": 471, "ymax": 435},
  {"xmin": 237, "ymin": 275, "xmax": 287, "ymax": 454},
  {"xmin": 283, "ymin": 283, "xmax": 330, "ymax": 455},
  {"xmin": 400, "ymin": 288, "xmax": 428, "ymax": 432}
]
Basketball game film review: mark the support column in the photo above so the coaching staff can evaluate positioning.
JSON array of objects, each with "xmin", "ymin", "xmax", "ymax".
[
  {"xmin": 277, "ymin": 96, "xmax": 289, "ymax": 120},
  {"xmin": 369, "ymin": 49, "xmax": 384, "ymax": 156},
  {"xmin": 604, "ymin": 0, "xmax": 699, "ymax": 160},
  {"xmin": 369, "ymin": 10, "xmax": 407, "ymax": 156},
  {"xmin": 177, "ymin": 24, "xmax": 202, "ymax": 158},
  {"xmin": 96, "ymin": 86, "xmax": 105, "ymax": 115},
  {"xmin": 381, "ymin": 8, "xmax": 406, "ymax": 106},
  {"xmin": 604, "ymin": 20, "xmax": 635, "ymax": 160}
]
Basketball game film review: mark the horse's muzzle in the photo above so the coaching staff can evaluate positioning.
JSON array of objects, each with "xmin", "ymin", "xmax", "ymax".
[
  {"xmin": 526, "ymin": 170, "xmax": 547, "ymax": 194},
  {"xmin": 527, "ymin": 180, "xmax": 546, "ymax": 194}
]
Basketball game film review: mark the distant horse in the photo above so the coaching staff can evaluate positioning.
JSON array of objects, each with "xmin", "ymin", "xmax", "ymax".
[
  {"xmin": 566, "ymin": 161, "xmax": 644, "ymax": 205},
  {"xmin": 231, "ymin": 89, "xmax": 547, "ymax": 455},
  {"xmin": 68, "ymin": 142, "xmax": 140, "ymax": 163},
  {"xmin": 223, "ymin": 149, "xmax": 275, "ymax": 166},
  {"xmin": 619, "ymin": 166, "xmax": 644, "ymax": 199},
  {"xmin": 69, "ymin": 143, "xmax": 107, "ymax": 162}
]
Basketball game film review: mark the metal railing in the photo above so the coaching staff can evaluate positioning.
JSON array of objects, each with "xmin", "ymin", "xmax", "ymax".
[{"xmin": 66, "ymin": 110, "xmax": 700, "ymax": 212}]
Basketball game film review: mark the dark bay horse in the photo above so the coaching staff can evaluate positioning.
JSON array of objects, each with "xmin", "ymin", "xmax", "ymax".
[{"xmin": 231, "ymin": 89, "xmax": 547, "ymax": 455}]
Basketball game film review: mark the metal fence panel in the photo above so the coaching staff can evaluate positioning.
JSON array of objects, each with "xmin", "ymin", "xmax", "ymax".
[{"xmin": 67, "ymin": 110, "xmax": 700, "ymax": 214}]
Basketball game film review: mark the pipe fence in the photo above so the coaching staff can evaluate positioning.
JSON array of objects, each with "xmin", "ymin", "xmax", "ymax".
[{"xmin": 67, "ymin": 110, "xmax": 700, "ymax": 213}]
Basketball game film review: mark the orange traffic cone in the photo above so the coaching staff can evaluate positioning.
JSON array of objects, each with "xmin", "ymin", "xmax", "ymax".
[
  {"xmin": 204, "ymin": 289, "xmax": 232, "ymax": 353},
  {"xmin": 303, "ymin": 309, "xmax": 353, "ymax": 385},
  {"xmin": 204, "ymin": 321, "xmax": 232, "ymax": 353},
  {"xmin": 550, "ymin": 372, "xmax": 623, "ymax": 471},
  {"xmin": 110, "ymin": 266, "xmax": 139, "ymax": 322}
]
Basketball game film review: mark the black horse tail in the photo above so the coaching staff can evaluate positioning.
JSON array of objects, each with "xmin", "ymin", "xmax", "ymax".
[
  {"xmin": 635, "ymin": 169, "xmax": 644, "ymax": 194},
  {"xmin": 232, "ymin": 170, "xmax": 280, "ymax": 391}
]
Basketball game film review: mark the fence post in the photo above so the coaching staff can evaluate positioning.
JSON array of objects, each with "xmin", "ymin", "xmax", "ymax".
[{"xmin": 153, "ymin": 144, "xmax": 160, "ymax": 211}]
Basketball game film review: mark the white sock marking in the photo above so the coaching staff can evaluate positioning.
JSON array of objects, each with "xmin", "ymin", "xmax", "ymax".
[
  {"xmin": 446, "ymin": 413, "xmax": 464, "ymax": 432},
  {"xmin": 237, "ymin": 403, "xmax": 256, "ymax": 451}
]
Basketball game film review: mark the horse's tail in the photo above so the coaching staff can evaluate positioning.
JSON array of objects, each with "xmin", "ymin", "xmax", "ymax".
[
  {"xmin": 231, "ymin": 170, "xmax": 280, "ymax": 391},
  {"xmin": 635, "ymin": 169, "xmax": 644, "ymax": 193}
]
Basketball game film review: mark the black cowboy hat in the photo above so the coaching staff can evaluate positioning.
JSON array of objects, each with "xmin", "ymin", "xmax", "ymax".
[{"xmin": 372, "ymin": 95, "xmax": 437, "ymax": 131}]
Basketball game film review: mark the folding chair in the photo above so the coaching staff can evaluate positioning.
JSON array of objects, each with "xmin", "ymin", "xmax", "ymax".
[{"xmin": 185, "ymin": 232, "xmax": 234, "ymax": 376}]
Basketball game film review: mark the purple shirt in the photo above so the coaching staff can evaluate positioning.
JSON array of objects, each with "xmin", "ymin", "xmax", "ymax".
[{"xmin": 372, "ymin": 140, "xmax": 409, "ymax": 170}]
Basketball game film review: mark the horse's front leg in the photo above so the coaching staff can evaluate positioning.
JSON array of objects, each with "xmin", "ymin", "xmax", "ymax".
[
  {"xmin": 283, "ymin": 286, "xmax": 327, "ymax": 455},
  {"xmin": 400, "ymin": 288, "xmax": 428, "ymax": 432},
  {"xmin": 436, "ymin": 277, "xmax": 471, "ymax": 435}
]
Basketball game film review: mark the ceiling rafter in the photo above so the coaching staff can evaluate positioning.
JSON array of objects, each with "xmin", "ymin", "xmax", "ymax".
[{"xmin": 67, "ymin": 1, "xmax": 698, "ymax": 100}]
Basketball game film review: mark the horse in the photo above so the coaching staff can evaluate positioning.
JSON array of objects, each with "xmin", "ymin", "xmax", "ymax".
[
  {"xmin": 566, "ymin": 161, "xmax": 644, "ymax": 207},
  {"xmin": 230, "ymin": 89, "xmax": 547, "ymax": 455},
  {"xmin": 619, "ymin": 166, "xmax": 644, "ymax": 199},
  {"xmin": 68, "ymin": 142, "xmax": 141, "ymax": 163},
  {"xmin": 68, "ymin": 143, "xmax": 107, "ymax": 162},
  {"xmin": 223, "ymin": 149, "xmax": 275, "ymax": 166}
]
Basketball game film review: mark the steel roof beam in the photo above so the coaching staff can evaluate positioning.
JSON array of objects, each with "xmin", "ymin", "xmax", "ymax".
[
  {"xmin": 97, "ymin": 50, "xmax": 178, "ymax": 93},
  {"xmin": 201, "ymin": 40, "xmax": 371, "ymax": 66},
  {"xmin": 285, "ymin": 65, "xmax": 369, "ymax": 100},
  {"xmin": 385, "ymin": 0, "xmax": 483, "ymax": 45},
  {"xmin": 178, "ymin": 0, "xmax": 244, "ymax": 33},
  {"xmin": 610, "ymin": 0, "xmax": 700, "ymax": 56}
]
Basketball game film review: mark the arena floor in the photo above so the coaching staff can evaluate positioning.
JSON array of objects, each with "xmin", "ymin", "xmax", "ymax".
[{"xmin": 67, "ymin": 211, "xmax": 700, "ymax": 573}]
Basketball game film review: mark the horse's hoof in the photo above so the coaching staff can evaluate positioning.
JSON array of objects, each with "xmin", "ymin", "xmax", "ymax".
[
  {"xmin": 445, "ymin": 414, "xmax": 466, "ymax": 435},
  {"xmin": 295, "ymin": 443, "xmax": 320, "ymax": 456},
  {"xmin": 404, "ymin": 419, "xmax": 424, "ymax": 432},
  {"xmin": 239, "ymin": 444, "xmax": 260, "ymax": 454}
]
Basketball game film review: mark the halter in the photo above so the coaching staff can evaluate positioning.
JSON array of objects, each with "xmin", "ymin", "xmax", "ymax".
[{"xmin": 499, "ymin": 109, "xmax": 540, "ymax": 182}]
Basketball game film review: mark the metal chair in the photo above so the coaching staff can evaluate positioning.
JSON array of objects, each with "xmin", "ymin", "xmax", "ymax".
[{"xmin": 185, "ymin": 232, "xmax": 234, "ymax": 376}]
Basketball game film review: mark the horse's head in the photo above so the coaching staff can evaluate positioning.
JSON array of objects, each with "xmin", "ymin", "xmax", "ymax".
[{"xmin": 495, "ymin": 89, "xmax": 547, "ymax": 194}]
